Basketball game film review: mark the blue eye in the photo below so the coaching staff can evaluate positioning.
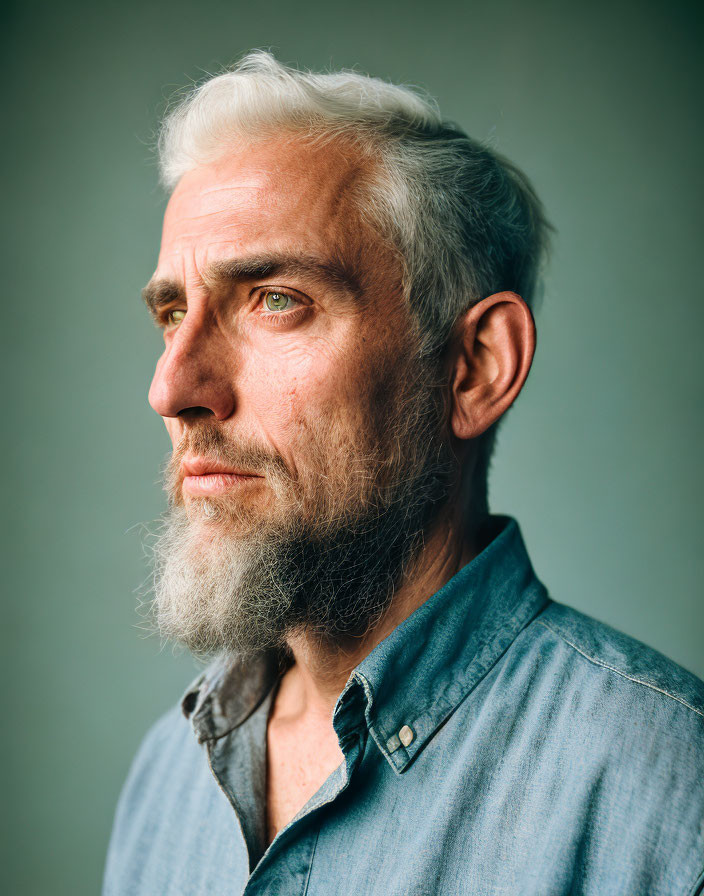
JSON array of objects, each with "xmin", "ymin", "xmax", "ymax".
[{"xmin": 263, "ymin": 291, "xmax": 295, "ymax": 312}]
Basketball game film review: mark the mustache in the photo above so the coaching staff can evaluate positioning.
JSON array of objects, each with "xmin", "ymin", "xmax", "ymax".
[{"xmin": 164, "ymin": 425, "xmax": 291, "ymax": 497}]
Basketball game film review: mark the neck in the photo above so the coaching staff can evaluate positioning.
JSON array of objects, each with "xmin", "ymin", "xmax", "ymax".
[{"xmin": 276, "ymin": 505, "xmax": 479, "ymax": 722}]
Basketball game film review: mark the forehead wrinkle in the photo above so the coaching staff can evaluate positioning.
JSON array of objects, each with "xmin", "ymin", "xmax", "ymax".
[
  {"xmin": 198, "ymin": 181, "xmax": 266, "ymax": 199},
  {"xmin": 156, "ymin": 144, "xmax": 390, "ymax": 313}
]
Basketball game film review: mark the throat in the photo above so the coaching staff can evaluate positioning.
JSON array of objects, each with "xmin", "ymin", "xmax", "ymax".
[{"xmin": 265, "ymin": 695, "xmax": 345, "ymax": 845}]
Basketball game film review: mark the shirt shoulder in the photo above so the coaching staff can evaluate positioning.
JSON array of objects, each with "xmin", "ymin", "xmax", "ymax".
[
  {"xmin": 105, "ymin": 704, "xmax": 193, "ymax": 833},
  {"xmin": 494, "ymin": 601, "xmax": 704, "ymax": 894},
  {"xmin": 533, "ymin": 600, "xmax": 704, "ymax": 723},
  {"xmin": 118, "ymin": 703, "xmax": 195, "ymax": 792},
  {"xmin": 103, "ymin": 703, "xmax": 210, "ymax": 895}
]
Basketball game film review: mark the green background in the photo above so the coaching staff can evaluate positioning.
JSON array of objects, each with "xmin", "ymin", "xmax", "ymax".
[{"xmin": 3, "ymin": 0, "xmax": 702, "ymax": 892}]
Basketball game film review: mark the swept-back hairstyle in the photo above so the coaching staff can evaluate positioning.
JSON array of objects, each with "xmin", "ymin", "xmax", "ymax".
[{"xmin": 157, "ymin": 51, "xmax": 552, "ymax": 519}]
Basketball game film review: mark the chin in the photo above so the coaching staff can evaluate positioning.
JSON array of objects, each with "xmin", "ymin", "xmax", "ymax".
[{"xmin": 183, "ymin": 495, "xmax": 273, "ymax": 534}]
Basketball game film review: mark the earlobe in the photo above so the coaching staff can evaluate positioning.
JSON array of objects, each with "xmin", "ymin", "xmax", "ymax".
[{"xmin": 449, "ymin": 292, "xmax": 536, "ymax": 441}]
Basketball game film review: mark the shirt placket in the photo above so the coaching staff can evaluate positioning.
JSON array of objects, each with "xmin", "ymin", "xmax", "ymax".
[{"xmin": 207, "ymin": 675, "xmax": 369, "ymax": 895}]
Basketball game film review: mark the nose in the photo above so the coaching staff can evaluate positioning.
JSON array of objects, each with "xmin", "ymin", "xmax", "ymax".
[{"xmin": 148, "ymin": 314, "xmax": 235, "ymax": 421}]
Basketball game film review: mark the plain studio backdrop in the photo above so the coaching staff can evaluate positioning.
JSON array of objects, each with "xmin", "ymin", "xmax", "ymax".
[{"xmin": 2, "ymin": 0, "xmax": 702, "ymax": 892}]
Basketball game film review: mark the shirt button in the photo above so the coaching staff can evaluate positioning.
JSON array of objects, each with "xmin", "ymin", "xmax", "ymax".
[{"xmin": 399, "ymin": 724, "xmax": 414, "ymax": 747}]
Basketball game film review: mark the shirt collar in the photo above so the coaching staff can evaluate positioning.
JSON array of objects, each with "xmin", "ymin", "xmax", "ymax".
[
  {"xmin": 182, "ymin": 514, "xmax": 550, "ymax": 771},
  {"xmin": 182, "ymin": 649, "xmax": 284, "ymax": 744},
  {"xmin": 350, "ymin": 514, "xmax": 550, "ymax": 773}
]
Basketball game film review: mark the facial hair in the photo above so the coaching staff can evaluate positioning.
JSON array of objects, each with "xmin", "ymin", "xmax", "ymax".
[{"xmin": 148, "ymin": 356, "xmax": 457, "ymax": 659}]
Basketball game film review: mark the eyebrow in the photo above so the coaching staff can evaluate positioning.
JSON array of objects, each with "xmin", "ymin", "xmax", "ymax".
[{"xmin": 141, "ymin": 251, "xmax": 363, "ymax": 317}]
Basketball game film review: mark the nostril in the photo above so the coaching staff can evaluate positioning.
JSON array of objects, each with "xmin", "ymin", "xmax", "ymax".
[
  {"xmin": 177, "ymin": 407, "xmax": 216, "ymax": 421},
  {"xmin": 147, "ymin": 338, "xmax": 235, "ymax": 421}
]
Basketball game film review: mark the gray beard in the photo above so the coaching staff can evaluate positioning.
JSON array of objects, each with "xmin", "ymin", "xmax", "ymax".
[{"xmin": 147, "ymin": 366, "xmax": 456, "ymax": 659}]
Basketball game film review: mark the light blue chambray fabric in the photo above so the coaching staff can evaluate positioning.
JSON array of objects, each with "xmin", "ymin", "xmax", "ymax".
[{"xmin": 103, "ymin": 515, "xmax": 704, "ymax": 895}]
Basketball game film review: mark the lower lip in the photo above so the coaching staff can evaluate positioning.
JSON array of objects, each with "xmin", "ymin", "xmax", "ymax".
[{"xmin": 182, "ymin": 473, "xmax": 263, "ymax": 496}]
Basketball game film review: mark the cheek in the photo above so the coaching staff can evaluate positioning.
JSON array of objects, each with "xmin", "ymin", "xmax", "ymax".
[
  {"xmin": 241, "ymin": 321, "xmax": 401, "ymax": 451},
  {"xmin": 246, "ymin": 338, "xmax": 351, "ymax": 420},
  {"xmin": 237, "ymin": 359, "xmax": 316, "ymax": 458},
  {"xmin": 247, "ymin": 369, "xmax": 334, "ymax": 438}
]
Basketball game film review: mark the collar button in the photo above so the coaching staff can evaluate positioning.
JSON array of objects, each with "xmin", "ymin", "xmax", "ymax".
[{"xmin": 398, "ymin": 724, "xmax": 414, "ymax": 747}]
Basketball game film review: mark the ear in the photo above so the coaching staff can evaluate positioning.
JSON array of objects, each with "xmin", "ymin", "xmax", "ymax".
[{"xmin": 449, "ymin": 291, "xmax": 536, "ymax": 440}]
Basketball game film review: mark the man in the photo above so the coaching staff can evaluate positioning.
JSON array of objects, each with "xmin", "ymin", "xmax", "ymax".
[{"xmin": 104, "ymin": 52, "xmax": 704, "ymax": 895}]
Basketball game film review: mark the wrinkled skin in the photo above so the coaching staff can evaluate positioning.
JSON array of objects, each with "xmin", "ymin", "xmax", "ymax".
[
  {"xmin": 145, "ymin": 136, "xmax": 456, "ymax": 654},
  {"xmin": 148, "ymin": 136, "xmax": 415, "ymax": 507}
]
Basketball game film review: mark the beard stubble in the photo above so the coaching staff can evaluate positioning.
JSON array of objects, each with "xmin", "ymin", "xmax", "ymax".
[{"xmin": 149, "ymin": 352, "xmax": 457, "ymax": 659}]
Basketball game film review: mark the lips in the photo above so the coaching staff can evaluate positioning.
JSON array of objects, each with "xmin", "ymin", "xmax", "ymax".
[
  {"xmin": 180, "ymin": 455, "xmax": 264, "ymax": 497},
  {"xmin": 181, "ymin": 456, "xmax": 262, "ymax": 478}
]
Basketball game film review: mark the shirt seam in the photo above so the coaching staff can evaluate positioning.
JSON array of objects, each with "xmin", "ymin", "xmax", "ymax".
[
  {"xmin": 302, "ymin": 825, "xmax": 321, "ymax": 896},
  {"xmin": 535, "ymin": 619, "xmax": 704, "ymax": 721},
  {"xmin": 687, "ymin": 864, "xmax": 704, "ymax": 896}
]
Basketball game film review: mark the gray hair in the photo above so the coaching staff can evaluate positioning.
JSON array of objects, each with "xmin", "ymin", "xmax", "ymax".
[{"xmin": 157, "ymin": 51, "xmax": 552, "ymax": 519}]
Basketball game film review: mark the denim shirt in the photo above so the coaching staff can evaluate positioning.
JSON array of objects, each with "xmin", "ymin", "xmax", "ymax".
[{"xmin": 103, "ymin": 515, "xmax": 704, "ymax": 895}]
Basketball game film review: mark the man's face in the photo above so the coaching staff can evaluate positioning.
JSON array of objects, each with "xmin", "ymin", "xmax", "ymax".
[{"xmin": 145, "ymin": 137, "xmax": 454, "ymax": 655}]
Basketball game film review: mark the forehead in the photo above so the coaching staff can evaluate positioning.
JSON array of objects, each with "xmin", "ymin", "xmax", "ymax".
[{"xmin": 157, "ymin": 137, "xmax": 370, "ymax": 276}]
